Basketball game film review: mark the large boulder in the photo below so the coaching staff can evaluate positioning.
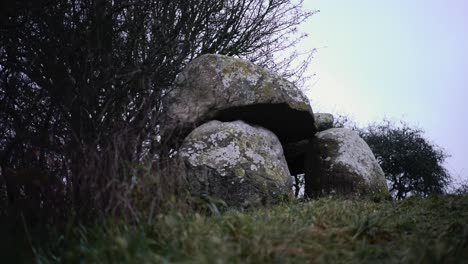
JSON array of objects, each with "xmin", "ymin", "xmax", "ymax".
[
  {"xmin": 305, "ymin": 128, "xmax": 389, "ymax": 198},
  {"xmin": 163, "ymin": 54, "xmax": 316, "ymax": 146},
  {"xmin": 179, "ymin": 120, "xmax": 293, "ymax": 208}
]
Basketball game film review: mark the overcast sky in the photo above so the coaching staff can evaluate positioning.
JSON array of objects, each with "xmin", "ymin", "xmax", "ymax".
[{"xmin": 300, "ymin": 0, "xmax": 468, "ymax": 185}]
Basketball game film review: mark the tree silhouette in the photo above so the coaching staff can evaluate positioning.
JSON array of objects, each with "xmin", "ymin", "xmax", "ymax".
[{"xmin": 361, "ymin": 121, "xmax": 450, "ymax": 199}]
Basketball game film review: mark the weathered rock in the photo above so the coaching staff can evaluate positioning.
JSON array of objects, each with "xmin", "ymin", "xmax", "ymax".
[
  {"xmin": 163, "ymin": 54, "xmax": 316, "ymax": 146},
  {"xmin": 305, "ymin": 128, "xmax": 389, "ymax": 198},
  {"xmin": 314, "ymin": 113, "xmax": 334, "ymax": 131},
  {"xmin": 179, "ymin": 120, "xmax": 293, "ymax": 208}
]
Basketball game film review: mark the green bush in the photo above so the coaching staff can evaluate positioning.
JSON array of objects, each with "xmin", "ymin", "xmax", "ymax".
[{"xmin": 360, "ymin": 120, "xmax": 450, "ymax": 199}]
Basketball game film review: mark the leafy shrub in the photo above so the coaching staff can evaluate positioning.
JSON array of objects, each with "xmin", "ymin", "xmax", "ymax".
[{"xmin": 360, "ymin": 120, "xmax": 450, "ymax": 199}]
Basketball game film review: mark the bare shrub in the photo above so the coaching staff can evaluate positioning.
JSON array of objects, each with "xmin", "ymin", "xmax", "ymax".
[{"xmin": 0, "ymin": 0, "xmax": 316, "ymax": 224}]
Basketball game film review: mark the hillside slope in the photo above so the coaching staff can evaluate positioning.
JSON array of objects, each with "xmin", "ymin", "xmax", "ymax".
[{"xmin": 37, "ymin": 195, "xmax": 468, "ymax": 263}]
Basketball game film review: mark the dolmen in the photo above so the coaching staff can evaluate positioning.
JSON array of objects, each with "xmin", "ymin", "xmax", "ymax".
[{"xmin": 163, "ymin": 54, "xmax": 389, "ymax": 208}]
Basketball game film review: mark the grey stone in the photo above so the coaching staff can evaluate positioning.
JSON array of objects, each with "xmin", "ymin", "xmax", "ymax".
[
  {"xmin": 163, "ymin": 54, "xmax": 316, "ymax": 146},
  {"xmin": 305, "ymin": 128, "xmax": 389, "ymax": 198},
  {"xmin": 179, "ymin": 120, "xmax": 293, "ymax": 208},
  {"xmin": 314, "ymin": 113, "xmax": 334, "ymax": 131}
]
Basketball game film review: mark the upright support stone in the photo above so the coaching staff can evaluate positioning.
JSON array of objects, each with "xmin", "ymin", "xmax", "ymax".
[
  {"xmin": 305, "ymin": 128, "xmax": 389, "ymax": 198},
  {"xmin": 179, "ymin": 120, "xmax": 293, "ymax": 208}
]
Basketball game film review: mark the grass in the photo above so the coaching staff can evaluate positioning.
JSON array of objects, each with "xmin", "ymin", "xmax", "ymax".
[{"xmin": 31, "ymin": 195, "xmax": 468, "ymax": 263}]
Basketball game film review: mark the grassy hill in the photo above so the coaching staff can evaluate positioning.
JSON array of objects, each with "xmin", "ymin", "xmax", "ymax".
[{"xmin": 29, "ymin": 195, "xmax": 468, "ymax": 263}]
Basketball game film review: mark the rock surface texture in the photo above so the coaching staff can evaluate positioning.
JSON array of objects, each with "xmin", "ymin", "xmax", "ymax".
[
  {"xmin": 314, "ymin": 113, "xmax": 334, "ymax": 131},
  {"xmin": 179, "ymin": 120, "xmax": 293, "ymax": 208},
  {"xmin": 163, "ymin": 54, "xmax": 316, "ymax": 145},
  {"xmin": 305, "ymin": 128, "xmax": 389, "ymax": 198}
]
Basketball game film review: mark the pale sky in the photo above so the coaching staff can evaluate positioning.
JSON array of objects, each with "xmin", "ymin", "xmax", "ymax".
[{"xmin": 300, "ymin": 0, "xmax": 468, "ymax": 185}]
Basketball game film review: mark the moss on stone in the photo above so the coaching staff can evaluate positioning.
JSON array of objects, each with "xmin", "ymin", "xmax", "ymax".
[
  {"xmin": 221, "ymin": 59, "xmax": 255, "ymax": 76},
  {"xmin": 233, "ymin": 165, "xmax": 246, "ymax": 178},
  {"xmin": 179, "ymin": 120, "xmax": 292, "ymax": 208},
  {"xmin": 253, "ymin": 82, "xmax": 275, "ymax": 99},
  {"xmin": 309, "ymin": 129, "xmax": 389, "ymax": 199},
  {"xmin": 287, "ymin": 100, "xmax": 311, "ymax": 112}
]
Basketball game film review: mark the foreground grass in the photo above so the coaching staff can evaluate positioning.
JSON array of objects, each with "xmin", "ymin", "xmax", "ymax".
[{"xmin": 36, "ymin": 195, "xmax": 468, "ymax": 264}]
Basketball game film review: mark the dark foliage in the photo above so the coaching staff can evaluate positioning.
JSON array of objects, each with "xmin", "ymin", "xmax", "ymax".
[
  {"xmin": 360, "ymin": 120, "xmax": 450, "ymax": 199},
  {"xmin": 451, "ymin": 180, "xmax": 468, "ymax": 195},
  {"xmin": 0, "ymin": 0, "xmax": 315, "ymax": 224}
]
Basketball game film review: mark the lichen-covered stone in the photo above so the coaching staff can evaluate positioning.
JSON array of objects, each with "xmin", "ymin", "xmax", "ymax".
[
  {"xmin": 305, "ymin": 128, "xmax": 389, "ymax": 198},
  {"xmin": 179, "ymin": 120, "xmax": 293, "ymax": 208},
  {"xmin": 314, "ymin": 113, "xmax": 334, "ymax": 131},
  {"xmin": 163, "ymin": 54, "xmax": 316, "ymax": 145}
]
